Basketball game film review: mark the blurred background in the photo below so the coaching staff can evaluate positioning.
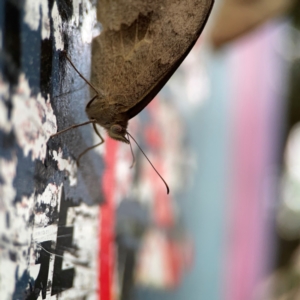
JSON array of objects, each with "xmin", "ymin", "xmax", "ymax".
[{"xmin": 120, "ymin": 1, "xmax": 300, "ymax": 299}]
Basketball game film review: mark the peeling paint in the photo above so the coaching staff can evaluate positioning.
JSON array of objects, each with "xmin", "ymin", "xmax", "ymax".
[
  {"xmin": 12, "ymin": 74, "xmax": 57, "ymax": 162},
  {"xmin": 24, "ymin": 0, "xmax": 97, "ymax": 50},
  {"xmin": 51, "ymin": 1, "xmax": 64, "ymax": 50},
  {"xmin": 29, "ymin": 185, "xmax": 99, "ymax": 299},
  {"xmin": 52, "ymin": 149, "xmax": 78, "ymax": 186},
  {"xmin": 1, "ymin": 180, "xmax": 99, "ymax": 299},
  {"xmin": 24, "ymin": 0, "xmax": 50, "ymax": 40},
  {"xmin": 0, "ymin": 154, "xmax": 33, "ymax": 299},
  {"xmin": 0, "ymin": 78, "xmax": 11, "ymax": 133},
  {"xmin": 78, "ymin": 0, "xmax": 97, "ymax": 44},
  {"xmin": 60, "ymin": 203, "xmax": 100, "ymax": 296},
  {"xmin": 0, "ymin": 1, "xmax": 101, "ymax": 298},
  {"xmin": 70, "ymin": 0, "xmax": 97, "ymax": 44},
  {"xmin": 0, "ymin": 155, "xmax": 17, "ymax": 209}
]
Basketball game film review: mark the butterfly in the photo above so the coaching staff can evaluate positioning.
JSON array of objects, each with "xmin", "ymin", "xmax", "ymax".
[{"xmin": 51, "ymin": 0, "xmax": 214, "ymax": 193}]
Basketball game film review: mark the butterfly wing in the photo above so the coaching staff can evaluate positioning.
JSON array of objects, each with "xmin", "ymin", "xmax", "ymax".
[{"xmin": 91, "ymin": 0, "xmax": 214, "ymax": 118}]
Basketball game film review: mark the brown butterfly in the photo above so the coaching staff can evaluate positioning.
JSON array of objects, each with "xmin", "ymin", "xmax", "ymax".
[{"xmin": 51, "ymin": 0, "xmax": 214, "ymax": 193}]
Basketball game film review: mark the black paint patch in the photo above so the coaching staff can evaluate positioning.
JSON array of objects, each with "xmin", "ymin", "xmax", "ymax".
[
  {"xmin": 56, "ymin": 0, "xmax": 73, "ymax": 22},
  {"xmin": 9, "ymin": 250, "xmax": 17, "ymax": 262},
  {"xmin": 40, "ymin": 38, "xmax": 53, "ymax": 99},
  {"xmin": 12, "ymin": 145, "xmax": 63, "ymax": 203},
  {"xmin": 2, "ymin": 0, "xmax": 22, "ymax": 86},
  {"xmin": 25, "ymin": 241, "xmax": 53, "ymax": 300},
  {"xmin": 40, "ymin": 0, "xmax": 56, "ymax": 100},
  {"xmin": 6, "ymin": 211, "xmax": 10, "ymax": 228},
  {"xmin": 0, "ymin": 174, "xmax": 4, "ymax": 185},
  {"xmin": 12, "ymin": 267, "xmax": 35, "ymax": 300},
  {"xmin": 0, "ymin": 130, "xmax": 16, "ymax": 160},
  {"xmin": 51, "ymin": 187, "xmax": 76, "ymax": 295},
  {"xmin": 34, "ymin": 201, "xmax": 59, "ymax": 225},
  {"xmin": 13, "ymin": 148, "xmax": 36, "ymax": 203},
  {"xmin": 34, "ymin": 158, "xmax": 61, "ymax": 195},
  {"xmin": 20, "ymin": 15, "xmax": 42, "ymax": 97}
]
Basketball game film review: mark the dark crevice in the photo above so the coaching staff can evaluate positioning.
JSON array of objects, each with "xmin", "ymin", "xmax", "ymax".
[
  {"xmin": 56, "ymin": 0, "xmax": 73, "ymax": 22},
  {"xmin": 3, "ymin": 1, "xmax": 21, "ymax": 86}
]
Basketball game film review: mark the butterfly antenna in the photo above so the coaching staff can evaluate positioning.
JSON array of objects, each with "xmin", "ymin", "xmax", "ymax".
[
  {"xmin": 126, "ymin": 131, "xmax": 169, "ymax": 194},
  {"xmin": 127, "ymin": 133, "xmax": 136, "ymax": 168}
]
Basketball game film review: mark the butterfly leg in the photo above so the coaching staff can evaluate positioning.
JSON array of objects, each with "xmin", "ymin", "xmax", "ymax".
[
  {"xmin": 50, "ymin": 120, "xmax": 95, "ymax": 137},
  {"xmin": 127, "ymin": 133, "xmax": 136, "ymax": 168},
  {"xmin": 76, "ymin": 123, "xmax": 104, "ymax": 166},
  {"xmin": 51, "ymin": 94, "xmax": 98, "ymax": 138},
  {"xmin": 62, "ymin": 50, "xmax": 99, "ymax": 95}
]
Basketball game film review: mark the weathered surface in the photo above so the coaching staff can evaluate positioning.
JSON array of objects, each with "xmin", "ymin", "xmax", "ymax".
[{"xmin": 0, "ymin": 1, "xmax": 101, "ymax": 299}]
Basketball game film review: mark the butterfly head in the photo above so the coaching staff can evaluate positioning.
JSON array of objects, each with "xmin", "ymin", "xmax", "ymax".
[{"xmin": 108, "ymin": 124, "xmax": 129, "ymax": 144}]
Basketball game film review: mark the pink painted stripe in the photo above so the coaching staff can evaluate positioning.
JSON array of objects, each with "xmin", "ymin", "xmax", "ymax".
[{"xmin": 226, "ymin": 26, "xmax": 279, "ymax": 300}]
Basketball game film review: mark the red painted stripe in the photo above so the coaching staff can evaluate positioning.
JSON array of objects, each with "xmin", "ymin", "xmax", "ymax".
[{"xmin": 99, "ymin": 137, "xmax": 118, "ymax": 300}]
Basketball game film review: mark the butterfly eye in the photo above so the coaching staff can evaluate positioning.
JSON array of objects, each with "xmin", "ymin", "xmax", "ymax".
[{"xmin": 111, "ymin": 124, "xmax": 122, "ymax": 133}]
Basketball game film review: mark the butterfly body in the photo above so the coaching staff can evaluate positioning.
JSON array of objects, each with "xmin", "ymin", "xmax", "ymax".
[{"xmin": 85, "ymin": 95, "xmax": 129, "ymax": 143}]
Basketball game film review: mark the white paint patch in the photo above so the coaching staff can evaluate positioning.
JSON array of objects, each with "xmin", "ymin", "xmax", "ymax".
[
  {"xmin": 24, "ymin": 0, "xmax": 50, "ymax": 40},
  {"xmin": 52, "ymin": 149, "xmax": 78, "ymax": 186},
  {"xmin": 33, "ymin": 224, "xmax": 58, "ymax": 243},
  {"xmin": 0, "ymin": 77, "xmax": 11, "ymax": 133},
  {"xmin": 51, "ymin": 1, "xmax": 64, "ymax": 50},
  {"xmin": 0, "ymin": 155, "xmax": 17, "ymax": 210},
  {"xmin": 31, "ymin": 184, "xmax": 61, "ymax": 240},
  {"xmin": 78, "ymin": 0, "xmax": 97, "ymax": 44},
  {"xmin": 60, "ymin": 203, "xmax": 100, "ymax": 298},
  {"xmin": 0, "ymin": 156, "xmax": 34, "ymax": 300},
  {"xmin": 33, "ymin": 184, "xmax": 61, "ymax": 230},
  {"xmin": 40, "ymin": 2, "xmax": 51, "ymax": 40},
  {"xmin": 36, "ymin": 183, "xmax": 61, "ymax": 206},
  {"xmin": 24, "ymin": 0, "xmax": 97, "ymax": 52},
  {"xmin": 51, "ymin": 0, "xmax": 97, "ymax": 50},
  {"xmin": 0, "ymin": 260, "xmax": 19, "ymax": 300},
  {"xmin": 27, "ymin": 186, "xmax": 99, "ymax": 299},
  {"xmin": 12, "ymin": 74, "xmax": 57, "ymax": 162},
  {"xmin": 71, "ymin": 0, "xmax": 81, "ymax": 27}
]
